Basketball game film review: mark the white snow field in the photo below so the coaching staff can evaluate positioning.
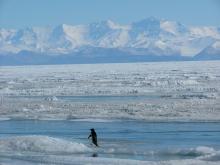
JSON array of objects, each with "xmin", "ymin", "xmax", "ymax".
[
  {"xmin": 0, "ymin": 60, "xmax": 220, "ymax": 121},
  {"xmin": 1, "ymin": 17, "xmax": 220, "ymax": 58}
]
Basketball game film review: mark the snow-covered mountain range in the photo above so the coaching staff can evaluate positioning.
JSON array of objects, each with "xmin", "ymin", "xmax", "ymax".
[{"xmin": 1, "ymin": 17, "xmax": 220, "ymax": 65}]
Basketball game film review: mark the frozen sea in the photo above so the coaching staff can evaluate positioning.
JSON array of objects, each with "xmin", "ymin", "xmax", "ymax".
[
  {"xmin": 0, "ymin": 120, "xmax": 220, "ymax": 164},
  {"xmin": 0, "ymin": 61, "xmax": 220, "ymax": 164}
]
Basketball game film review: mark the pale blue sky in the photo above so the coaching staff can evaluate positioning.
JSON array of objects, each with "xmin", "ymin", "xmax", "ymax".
[{"xmin": 0, "ymin": 0, "xmax": 220, "ymax": 28}]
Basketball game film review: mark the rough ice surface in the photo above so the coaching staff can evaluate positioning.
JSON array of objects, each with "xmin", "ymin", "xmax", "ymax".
[
  {"xmin": 0, "ymin": 61, "xmax": 220, "ymax": 121},
  {"xmin": 0, "ymin": 135, "xmax": 219, "ymax": 165},
  {"xmin": 0, "ymin": 135, "xmax": 91, "ymax": 153},
  {"xmin": 2, "ymin": 157, "xmax": 219, "ymax": 165}
]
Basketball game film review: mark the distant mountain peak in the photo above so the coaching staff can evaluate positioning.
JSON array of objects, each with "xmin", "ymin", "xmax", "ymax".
[
  {"xmin": 0, "ymin": 17, "xmax": 220, "ymax": 61},
  {"xmin": 132, "ymin": 17, "xmax": 161, "ymax": 28}
]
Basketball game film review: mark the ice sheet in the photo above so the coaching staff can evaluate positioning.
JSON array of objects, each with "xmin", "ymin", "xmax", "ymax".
[
  {"xmin": 0, "ymin": 61, "xmax": 220, "ymax": 121},
  {"xmin": 0, "ymin": 135, "xmax": 91, "ymax": 154},
  {"xmin": 0, "ymin": 135, "xmax": 220, "ymax": 165}
]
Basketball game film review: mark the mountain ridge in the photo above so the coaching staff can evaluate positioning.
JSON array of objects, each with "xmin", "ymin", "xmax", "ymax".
[{"xmin": 1, "ymin": 17, "xmax": 220, "ymax": 65}]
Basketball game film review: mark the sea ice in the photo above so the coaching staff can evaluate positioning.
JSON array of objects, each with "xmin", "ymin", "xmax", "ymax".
[{"xmin": 0, "ymin": 61, "xmax": 220, "ymax": 121}]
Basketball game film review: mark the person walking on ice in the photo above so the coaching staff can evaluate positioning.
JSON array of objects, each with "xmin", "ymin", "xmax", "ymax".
[{"xmin": 88, "ymin": 128, "xmax": 99, "ymax": 147}]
